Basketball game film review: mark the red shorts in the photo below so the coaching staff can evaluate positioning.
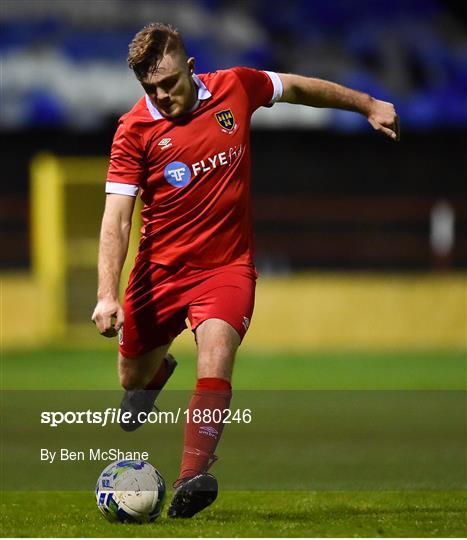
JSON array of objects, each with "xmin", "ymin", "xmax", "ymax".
[{"xmin": 119, "ymin": 258, "xmax": 257, "ymax": 359}]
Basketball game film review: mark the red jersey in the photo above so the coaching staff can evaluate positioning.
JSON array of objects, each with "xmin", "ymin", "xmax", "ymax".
[{"xmin": 106, "ymin": 67, "xmax": 283, "ymax": 268}]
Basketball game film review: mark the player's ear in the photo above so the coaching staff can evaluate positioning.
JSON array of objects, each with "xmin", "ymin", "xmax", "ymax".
[{"xmin": 187, "ymin": 57, "xmax": 195, "ymax": 75}]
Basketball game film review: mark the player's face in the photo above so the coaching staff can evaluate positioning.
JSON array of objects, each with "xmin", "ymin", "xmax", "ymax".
[{"xmin": 141, "ymin": 53, "xmax": 196, "ymax": 118}]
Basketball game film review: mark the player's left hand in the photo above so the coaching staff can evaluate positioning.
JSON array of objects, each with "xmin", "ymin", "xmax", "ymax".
[{"xmin": 367, "ymin": 99, "xmax": 400, "ymax": 141}]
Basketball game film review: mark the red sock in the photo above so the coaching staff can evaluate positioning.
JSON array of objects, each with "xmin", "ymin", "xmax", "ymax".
[
  {"xmin": 145, "ymin": 356, "xmax": 171, "ymax": 390},
  {"xmin": 177, "ymin": 377, "xmax": 232, "ymax": 482}
]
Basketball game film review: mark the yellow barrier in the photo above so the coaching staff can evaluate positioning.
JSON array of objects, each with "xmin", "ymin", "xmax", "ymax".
[
  {"xmin": 251, "ymin": 273, "xmax": 466, "ymax": 350},
  {"xmin": 1, "ymin": 274, "xmax": 42, "ymax": 348},
  {"xmin": 26, "ymin": 154, "xmax": 140, "ymax": 342},
  {"xmin": 1, "ymin": 154, "xmax": 465, "ymax": 352},
  {"xmin": 30, "ymin": 154, "xmax": 66, "ymax": 339},
  {"xmin": 2, "ymin": 273, "xmax": 465, "ymax": 351}
]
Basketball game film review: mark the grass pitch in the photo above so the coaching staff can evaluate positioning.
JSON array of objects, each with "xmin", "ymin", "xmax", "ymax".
[
  {"xmin": 1, "ymin": 347, "xmax": 465, "ymax": 537},
  {"xmin": 1, "ymin": 491, "xmax": 466, "ymax": 537},
  {"xmin": 2, "ymin": 347, "xmax": 464, "ymax": 390}
]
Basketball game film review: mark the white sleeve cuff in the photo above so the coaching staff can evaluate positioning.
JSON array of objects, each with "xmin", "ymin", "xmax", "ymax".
[
  {"xmin": 105, "ymin": 181, "xmax": 139, "ymax": 197},
  {"xmin": 264, "ymin": 71, "xmax": 283, "ymax": 104}
]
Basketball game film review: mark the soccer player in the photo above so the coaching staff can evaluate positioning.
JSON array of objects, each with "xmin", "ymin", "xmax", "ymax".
[{"xmin": 92, "ymin": 22, "xmax": 399, "ymax": 518}]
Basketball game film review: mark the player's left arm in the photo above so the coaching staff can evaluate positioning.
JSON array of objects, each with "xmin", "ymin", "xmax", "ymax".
[{"xmin": 278, "ymin": 73, "xmax": 400, "ymax": 141}]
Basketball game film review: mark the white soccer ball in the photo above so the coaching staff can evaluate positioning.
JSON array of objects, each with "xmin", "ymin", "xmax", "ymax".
[{"xmin": 96, "ymin": 460, "xmax": 166, "ymax": 523}]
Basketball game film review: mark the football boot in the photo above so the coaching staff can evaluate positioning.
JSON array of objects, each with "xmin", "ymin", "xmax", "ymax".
[{"xmin": 167, "ymin": 473, "xmax": 218, "ymax": 518}]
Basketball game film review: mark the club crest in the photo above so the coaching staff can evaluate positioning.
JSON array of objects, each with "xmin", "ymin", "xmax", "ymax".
[{"xmin": 215, "ymin": 109, "xmax": 235, "ymax": 131}]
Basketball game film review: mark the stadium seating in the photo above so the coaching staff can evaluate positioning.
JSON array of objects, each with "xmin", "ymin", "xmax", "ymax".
[{"xmin": 1, "ymin": 0, "xmax": 466, "ymax": 129}]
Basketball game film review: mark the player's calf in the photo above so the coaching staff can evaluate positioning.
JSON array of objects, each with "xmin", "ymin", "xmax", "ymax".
[{"xmin": 119, "ymin": 353, "xmax": 177, "ymax": 432}]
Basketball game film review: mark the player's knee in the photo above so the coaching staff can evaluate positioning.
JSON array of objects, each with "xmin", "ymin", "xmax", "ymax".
[
  {"xmin": 200, "ymin": 343, "xmax": 233, "ymax": 363},
  {"xmin": 197, "ymin": 343, "xmax": 236, "ymax": 380}
]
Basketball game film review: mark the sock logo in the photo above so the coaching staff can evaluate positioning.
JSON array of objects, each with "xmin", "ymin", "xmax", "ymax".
[{"xmin": 199, "ymin": 426, "xmax": 218, "ymax": 438}]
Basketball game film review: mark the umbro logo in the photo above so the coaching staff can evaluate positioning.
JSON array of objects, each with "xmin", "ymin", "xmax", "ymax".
[
  {"xmin": 199, "ymin": 426, "xmax": 218, "ymax": 438},
  {"xmin": 158, "ymin": 137, "xmax": 172, "ymax": 149}
]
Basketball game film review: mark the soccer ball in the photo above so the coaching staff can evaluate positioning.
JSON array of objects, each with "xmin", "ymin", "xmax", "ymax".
[{"xmin": 95, "ymin": 460, "xmax": 166, "ymax": 523}]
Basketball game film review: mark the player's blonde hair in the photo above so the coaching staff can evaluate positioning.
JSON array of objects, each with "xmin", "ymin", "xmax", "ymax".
[{"xmin": 128, "ymin": 22, "xmax": 187, "ymax": 80}]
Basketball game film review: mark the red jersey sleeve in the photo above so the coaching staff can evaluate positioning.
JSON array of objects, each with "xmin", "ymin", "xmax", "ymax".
[
  {"xmin": 231, "ymin": 67, "xmax": 283, "ymax": 113},
  {"xmin": 106, "ymin": 117, "xmax": 144, "ymax": 196}
]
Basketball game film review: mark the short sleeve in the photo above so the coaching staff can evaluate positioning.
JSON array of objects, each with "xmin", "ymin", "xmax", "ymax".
[
  {"xmin": 232, "ymin": 67, "xmax": 283, "ymax": 112},
  {"xmin": 106, "ymin": 118, "xmax": 144, "ymax": 196}
]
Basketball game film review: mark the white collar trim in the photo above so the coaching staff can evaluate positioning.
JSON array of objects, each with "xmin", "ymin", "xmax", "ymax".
[
  {"xmin": 145, "ymin": 73, "xmax": 212, "ymax": 120},
  {"xmin": 192, "ymin": 73, "xmax": 211, "ymax": 100}
]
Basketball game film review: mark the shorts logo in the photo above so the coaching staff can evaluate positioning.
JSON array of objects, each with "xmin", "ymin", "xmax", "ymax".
[
  {"xmin": 215, "ymin": 109, "xmax": 235, "ymax": 132},
  {"xmin": 118, "ymin": 328, "xmax": 123, "ymax": 345},
  {"xmin": 164, "ymin": 161, "xmax": 192, "ymax": 188},
  {"xmin": 242, "ymin": 316, "xmax": 250, "ymax": 331}
]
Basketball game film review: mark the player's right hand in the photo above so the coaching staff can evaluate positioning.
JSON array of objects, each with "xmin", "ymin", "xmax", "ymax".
[{"xmin": 91, "ymin": 298, "xmax": 124, "ymax": 338}]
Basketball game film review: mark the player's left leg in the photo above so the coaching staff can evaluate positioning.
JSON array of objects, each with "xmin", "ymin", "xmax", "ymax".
[
  {"xmin": 180, "ymin": 317, "xmax": 240, "ymax": 477},
  {"xmin": 168, "ymin": 317, "xmax": 240, "ymax": 518},
  {"xmin": 168, "ymin": 263, "xmax": 256, "ymax": 518},
  {"xmin": 195, "ymin": 317, "xmax": 240, "ymax": 380}
]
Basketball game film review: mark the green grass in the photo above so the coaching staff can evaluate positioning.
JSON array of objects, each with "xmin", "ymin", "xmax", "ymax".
[
  {"xmin": 1, "ymin": 347, "xmax": 465, "ymax": 389},
  {"xmin": 1, "ymin": 491, "xmax": 466, "ymax": 537},
  {"xmin": 1, "ymin": 347, "xmax": 465, "ymax": 537}
]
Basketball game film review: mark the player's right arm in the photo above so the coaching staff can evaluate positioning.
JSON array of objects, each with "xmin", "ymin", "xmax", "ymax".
[
  {"xmin": 92, "ymin": 194, "xmax": 136, "ymax": 337},
  {"xmin": 93, "ymin": 111, "xmax": 143, "ymax": 337}
]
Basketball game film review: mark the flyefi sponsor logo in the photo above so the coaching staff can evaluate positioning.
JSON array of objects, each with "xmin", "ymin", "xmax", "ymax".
[
  {"xmin": 163, "ymin": 145, "xmax": 243, "ymax": 188},
  {"xmin": 192, "ymin": 145, "xmax": 243, "ymax": 176}
]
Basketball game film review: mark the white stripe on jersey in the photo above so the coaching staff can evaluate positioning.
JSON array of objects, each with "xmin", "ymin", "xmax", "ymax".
[
  {"xmin": 105, "ymin": 181, "xmax": 139, "ymax": 197},
  {"xmin": 264, "ymin": 71, "xmax": 284, "ymax": 104}
]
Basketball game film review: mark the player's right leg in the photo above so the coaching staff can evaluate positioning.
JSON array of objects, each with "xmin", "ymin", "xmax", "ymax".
[
  {"xmin": 118, "ymin": 344, "xmax": 171, "ymax": 391},
  {"xmin": 117, "ymin": 259, "xmax": 188, "ymax": 431},
  {"xmin": 118, "ymin": 346, "xmax": 177, "ymax": 432}
]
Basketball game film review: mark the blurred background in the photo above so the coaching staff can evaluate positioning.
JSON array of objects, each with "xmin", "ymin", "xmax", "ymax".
[{"xmin": 1, "ymin": 0, "xmax": 466, "ymax": 355}]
